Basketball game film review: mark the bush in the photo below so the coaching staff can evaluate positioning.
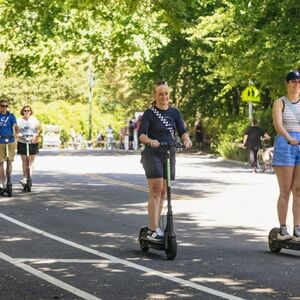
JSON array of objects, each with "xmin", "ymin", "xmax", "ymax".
[{"xmin": 217, "ymin": 141, "xmax": 248, "ymax": 161}]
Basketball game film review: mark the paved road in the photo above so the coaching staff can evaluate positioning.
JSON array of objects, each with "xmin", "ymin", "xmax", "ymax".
[{"xmin": 0, "ymin": 149, "xmax": 298, "ymax": 300}]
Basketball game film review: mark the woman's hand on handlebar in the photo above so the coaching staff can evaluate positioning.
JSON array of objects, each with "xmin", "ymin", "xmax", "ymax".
[
  {"xmin": 148, "ymin": 139, "xmax": 160, "ymax": 148},
  {"xmin": 183, "ymin": 139, "xmax": 193, "ymax": 149},
  {"xmin": 287, "ymin": 136, "xmax": 299, "ymax": 145}
]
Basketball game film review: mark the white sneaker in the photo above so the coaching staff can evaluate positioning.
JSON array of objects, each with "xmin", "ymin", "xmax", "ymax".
[
  {"xmin": 20, "ymin": 178, "xmax": 27, "ymax": 185},
  {"xmin": 277, "ymin": 225, "xmax": 291, "ymax": 240},
  {"xmin": 293, "ymin": 225, "xmax": 300, "ymax": 242}
]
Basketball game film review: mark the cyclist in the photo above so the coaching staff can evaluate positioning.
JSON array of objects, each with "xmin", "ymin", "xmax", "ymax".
[
  {"xmin": 0, "ymin": 98, "xmax": 18, "ymax": 189},
  {"xmin": 243, "ymin": 118, "xmax": 270, "ymax": 173}
]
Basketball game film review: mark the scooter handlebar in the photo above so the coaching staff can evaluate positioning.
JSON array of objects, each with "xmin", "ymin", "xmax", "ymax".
[
  {"xmin": 288, "ymin": 141, "xmax": 300, "ymax": 145},
  {"xmin": 159, "ymin": 142, "xmax": 186, "ymax": 149},
  {"xmin": 18, "ymin": 133, "xmax": 34, "ymax": 142}
]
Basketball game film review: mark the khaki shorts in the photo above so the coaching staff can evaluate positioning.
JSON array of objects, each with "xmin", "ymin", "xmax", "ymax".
[{"xmin": 0, "ymin": 143, "xmax": 16, "ymax": 162}]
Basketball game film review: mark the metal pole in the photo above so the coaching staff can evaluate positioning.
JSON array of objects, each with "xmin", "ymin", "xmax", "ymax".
[
  {"xmin": 248, "ymin": 101, "xmax": 253, "ymax": 120},
  {"xmin": 88, "ymin": 55, "xmax": 95, "ymax": 141}
]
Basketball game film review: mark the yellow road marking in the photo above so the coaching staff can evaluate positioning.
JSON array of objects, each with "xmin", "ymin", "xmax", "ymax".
[{"xmin": 85, "ymin": 173, "xmax": 192, "ymax": 200}]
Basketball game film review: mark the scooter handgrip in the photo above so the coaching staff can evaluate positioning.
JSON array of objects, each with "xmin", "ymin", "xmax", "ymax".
[{"xmin": 287, "ymin": 141, "xmax": 300, "ymax": 145}]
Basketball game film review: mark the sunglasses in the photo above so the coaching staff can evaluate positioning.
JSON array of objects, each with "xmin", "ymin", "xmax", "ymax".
[
  {"xmin": 0, "ymin": 105, "xmax": 8, "ymax": 108},
  {"xmin": 23, "ymin": 109, "xmax": 31, "ymax": 112}
]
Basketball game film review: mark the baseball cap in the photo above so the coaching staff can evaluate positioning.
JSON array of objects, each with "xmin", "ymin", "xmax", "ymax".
[{"xmin": 286, "ymin": 70, "xmax": 300, "ymax": 81}]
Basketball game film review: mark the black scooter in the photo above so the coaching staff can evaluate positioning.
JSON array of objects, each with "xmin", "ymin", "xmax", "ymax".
[
  {"xmin": 0, "ymin": 136, "xmax": 13, "ymax": 197},
  {"xmin": 138, "ymin": 144, "xmax": 179, "ymax": 260},
  {"xmin": 21, "ymin": 135, "xmax": 32, "ymax": 192}
]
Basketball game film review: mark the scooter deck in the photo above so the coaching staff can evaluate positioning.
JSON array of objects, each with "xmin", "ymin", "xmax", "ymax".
[
  {"xmin": 269, "ymin": 239, "xmax": 300, "ymax": 251},
  {"xmin": 138, "ymin": 227, "xmax": 165, "ymax": 250},
  {"xmin": 268, "ymin": 227, "xmax": 300, "ymax": 252}
]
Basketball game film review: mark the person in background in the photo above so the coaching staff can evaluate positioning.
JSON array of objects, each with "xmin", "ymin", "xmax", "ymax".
[
  {"xmin": 0, "ymin": 98, "xmax": 18, "ymax": 189},
  {"xmin": 138, "ymin": 81, "xmax": 192, "ymax": 241},
  {"xmin": 194, "ymin": 120, "xmax": 204, "ymax": 152},
  {"xmin": 106, "ymin": 124, "xmax": 114, "ymax": 150},
  {"xmin": 272, "ymin": 70, "xmax": 300, "ymax": 241},
  {"xmin": 17, "ymin": 105, "xmax": 41, "ymax": 185},
  {"xmin": 243, "ymin": 118, "xmax": 270, "ymax": 173},
  {"xmin": 128, "ymin": 120, "xmax": 135, "ymax": 150}
]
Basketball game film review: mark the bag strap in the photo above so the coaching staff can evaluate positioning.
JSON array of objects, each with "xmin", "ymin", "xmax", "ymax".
[
  {"xmin": 150, "ymin": 106, "xmax": 175, "ymax": 140},
  {"xmin": 282, "ymin": 96, "xmax": 300, "ymax": 124}
]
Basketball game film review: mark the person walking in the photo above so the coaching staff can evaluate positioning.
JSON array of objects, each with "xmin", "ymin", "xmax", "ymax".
[
  {"xmin": 243, "ymin": 118, "xmax": 270, "ymax": 172},
  {"xmin": 17, "ymin": 105, "xmax": 41, "ymax": 185},
  {"xmin": 272, "ymin": 70, "xmax": 300, "ymax": 241},
  {"xmin": 194, "ymin": 120, "xmax": 204, "ymax": 152},
  {"xmin": 0, "ymin": 98, "xmax": 18, "ymax": 189},
  {"xmin": 138, "ymin": 81, "xmax": 192, "ymax": 241}
]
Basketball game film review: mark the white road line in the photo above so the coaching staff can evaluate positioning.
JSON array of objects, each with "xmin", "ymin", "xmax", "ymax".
[
  {"xmin": 17, "ymin": 258, "xmax": 117, "ymax": 264},
  {"xmin": 0, "ymin": 251, "xmax": 101, "ymax": 300},
  {"xmin": 0, "ymin": 212, "xmax": 245, "ymax": 300}
]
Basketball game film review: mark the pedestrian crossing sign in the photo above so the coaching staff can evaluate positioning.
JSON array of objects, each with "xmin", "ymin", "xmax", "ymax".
[{"xmin": 241, "ymin": 85, "xmax": 261, "ymax": 102}]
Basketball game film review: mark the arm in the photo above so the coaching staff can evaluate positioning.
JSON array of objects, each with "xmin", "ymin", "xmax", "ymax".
[
  {"xmin": 139, "ymin": 133, "xmax": 160, "ymax": 148},
  {"xmin": 32, "ymin": 123, "xmax": 42, "ymax": 143},
  {"xmin": 138, "ymin": 110, "xmax": 160, "ymax": 148},
  {"xmin": 272, "ymin": 98, "xmax": 298, "ymax": 144},
  {"xmin": 180, "ymin": 132, "xmax": 192, "ymax": 149},
  {"xmin": 13, "ymin": 123, "xmax": 19, "ymax": 136},
  {"xmin": 243, "ymin": 134, "xmax": 248, "ymax": 147}
]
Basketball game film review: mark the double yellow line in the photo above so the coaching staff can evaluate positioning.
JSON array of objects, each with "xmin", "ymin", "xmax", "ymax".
[{"xmin": 86, "ymin": 173, "xmax": 191, "ymax": 200}]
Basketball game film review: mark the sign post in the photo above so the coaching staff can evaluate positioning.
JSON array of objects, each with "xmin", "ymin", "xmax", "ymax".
[
  {"xmin": 88, "ymin": 55, "xmax": 95, "ymax": 141},
  {"xmin": 241, "ymin": 85, "xmax": 261, "ymax": 120}
]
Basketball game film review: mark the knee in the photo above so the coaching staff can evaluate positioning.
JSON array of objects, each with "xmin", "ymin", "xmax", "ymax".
[
  {"xmin": 293, "ymin": 186, "xmax": 300, "ymax": 198},
  {"xmin": 150, "ymin": 185, "xmax": 163, "ymax": 198},
  {"xmin": 279, "ymin": 189, "xmax": 291, "ymax": 202}
]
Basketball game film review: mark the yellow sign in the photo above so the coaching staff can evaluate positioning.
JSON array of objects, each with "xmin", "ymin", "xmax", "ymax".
[{"xmin": 241, "ymin": 85, "xmax": 261, "ymax": 102}]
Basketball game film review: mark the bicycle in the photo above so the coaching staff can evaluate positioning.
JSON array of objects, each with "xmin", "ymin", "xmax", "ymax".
[{"xmin": 256, "ymin": 138, "xmax": 274, "ymax": 173}]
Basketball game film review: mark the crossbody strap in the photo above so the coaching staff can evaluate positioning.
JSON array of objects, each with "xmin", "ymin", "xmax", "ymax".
[
  {"xmin": 150, "ymin": 106, "xmax": 175, "ymax": 140},
  {"xmin": 282, "ymin": 96, "xmax": 300, "ymax": 124}
]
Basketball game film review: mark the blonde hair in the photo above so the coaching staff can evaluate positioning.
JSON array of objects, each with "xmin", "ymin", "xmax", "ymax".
[{"xmin": 152, "ymin": 81, "xmax": 169, "ymax": 106}]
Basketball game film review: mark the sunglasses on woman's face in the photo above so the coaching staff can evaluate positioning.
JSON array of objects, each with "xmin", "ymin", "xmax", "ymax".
[
  {"xmin": 23, "ymin": 109, "xmax": 31, "ymax": 112},
  {"xmin": 0, "ymin": 105, "xmax": 8, "ymax": 108}
]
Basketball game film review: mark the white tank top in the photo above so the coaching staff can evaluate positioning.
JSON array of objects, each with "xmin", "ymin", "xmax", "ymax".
[{"xmin": 282, "ymin": 96, "xmax": 300, "ymax": 132}]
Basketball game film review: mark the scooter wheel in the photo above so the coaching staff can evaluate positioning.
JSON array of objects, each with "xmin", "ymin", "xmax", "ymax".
[
  {"xmin": 139, "ymin": 240, "xmax": 149, "ymax": 252},
  {"xmin": 268, "ymin": 227, "xmax": 281, "ymax": 253},
  {"xmin": 165, "ymin": 237, "xmax": 177, "ymax": 260}
]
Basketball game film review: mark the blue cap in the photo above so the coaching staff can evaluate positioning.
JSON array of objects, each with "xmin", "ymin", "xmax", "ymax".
[{"xmin": 286, "ymin": 70, "xmax": 300, "ymax": 81}]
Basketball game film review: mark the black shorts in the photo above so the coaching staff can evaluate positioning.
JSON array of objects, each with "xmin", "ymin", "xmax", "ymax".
[
  {"xmin": 17, "ymin": 142, "xmax": 39, "ymax": 155},
  {"xmin": 141, "ymin": 150, "xmax": 176, "ymax": 180}
]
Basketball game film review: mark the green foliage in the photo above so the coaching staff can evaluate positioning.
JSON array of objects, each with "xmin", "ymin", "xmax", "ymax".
[
  {"xmin": 217, "ymin": 141, "xmax": 248, "ymax": 161},
  {"xmin": 0, "ymin": 0, "xmax": 298, "ymax": 156}
]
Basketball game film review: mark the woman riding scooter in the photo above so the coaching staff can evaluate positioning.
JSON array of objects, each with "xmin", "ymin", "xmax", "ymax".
[
  {"xmin": 17, "ymin": 105, "xmax": 41, "ymax": 187},
  {"xmin": 138, "ymin": 81, "xmax": 192, "ymax": 241}
]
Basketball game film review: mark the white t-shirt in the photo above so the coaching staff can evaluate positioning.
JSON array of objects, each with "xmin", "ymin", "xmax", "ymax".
[{"xmin": 17, "ymin": 116, "xmax": 40, "ymax": 144}]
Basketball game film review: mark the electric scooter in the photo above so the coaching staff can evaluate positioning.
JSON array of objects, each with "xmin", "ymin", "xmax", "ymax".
[
  {"xmin": 138, "ymin": 144, "xmax": 181, "ymax": 260},
  {"xmin": 21, "ymin": 134, "xmax": 32, "ymax": 192},
  {"xmin": 268, "ymin": 228, "xmax": 300, "ymax": 253},
  {"xmin": 0, "ymin": 136, "xmax": 13, "ymax": 197}
]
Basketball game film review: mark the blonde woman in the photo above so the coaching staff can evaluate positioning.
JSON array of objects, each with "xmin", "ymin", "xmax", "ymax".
[
  {"xmin": 17, "ymin": 105, "xmax": 41, "ymax": 185},
  {"xmin": 138, "ymin": 81, "xmax": 192, "ymax": 240}
]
